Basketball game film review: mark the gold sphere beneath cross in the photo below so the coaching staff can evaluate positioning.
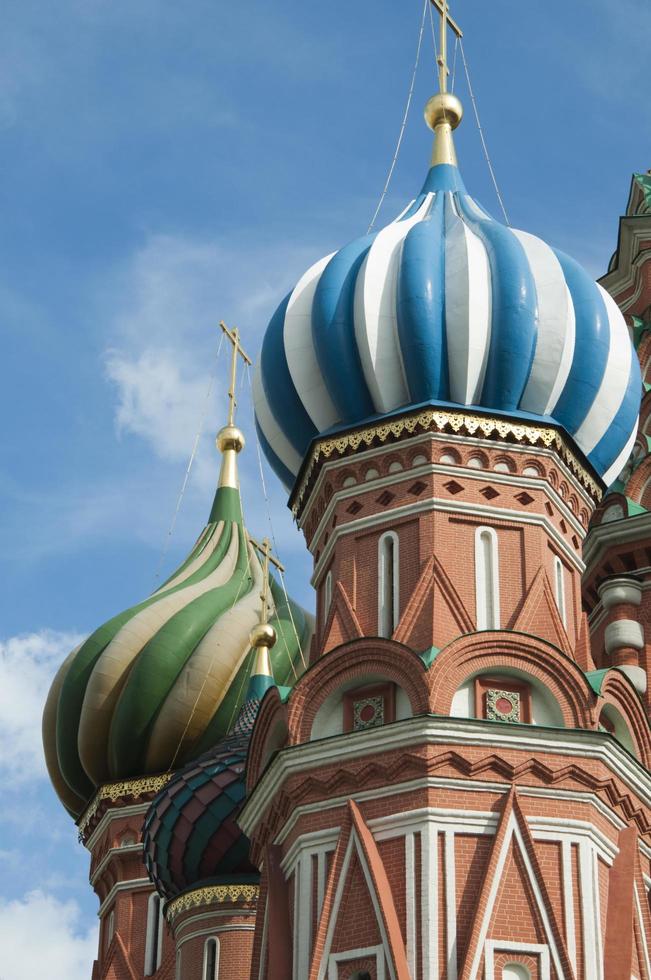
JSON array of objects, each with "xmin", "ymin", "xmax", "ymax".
[
  {"xmin": 424, "ymin": 92, "xmax": 463, "ymax": 133},
  {"xmin": 250, "ymin": 622, "xmax": 277, "ymax": 649},
  {"xmin": 216, "ymin": 425, "xmax": 245, "ymax": 454}
]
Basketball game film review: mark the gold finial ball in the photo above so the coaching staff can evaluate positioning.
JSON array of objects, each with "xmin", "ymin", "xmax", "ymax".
[
  {"xmin": 249, "ymin": 622, "xmax": 277, "ymax": 649},
  {"xmin": 216, "ymin": 425, "xmax": 245, "ymax": 454},
  {"xmin": 424, "ymin": 93, "xmax": 463, "ymax": 133}
]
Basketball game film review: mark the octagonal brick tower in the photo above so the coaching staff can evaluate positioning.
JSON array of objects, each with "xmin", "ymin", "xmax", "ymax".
[{"xmin": 242, "ymin": 74, "xmax": 651, "ymax": 980}]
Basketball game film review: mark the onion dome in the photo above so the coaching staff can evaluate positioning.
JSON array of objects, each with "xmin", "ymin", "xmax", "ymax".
[
  {"xmin": 42, "ymin": 423, "xmax": 312, "ymax": 819},
  {"xmin": 254, "ymin": 90, "xmax": 641, "ymax": 491},
  {"xmin": 142, "ymin": 628, "xmax": 276, "ymax": 897}
]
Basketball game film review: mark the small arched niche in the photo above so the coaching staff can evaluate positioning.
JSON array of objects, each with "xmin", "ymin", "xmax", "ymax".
[
  {"xmin": 599, "ymin": 703, "xmax": 637, "ymax": 757},
  {"xmin": 311, "ymin": 675, "xmax": 413, "ymax": 740},
  {"xmin": 502, "ymin": 965, "xmax": 531, "ymax": 980},
  {"xmin": 450, "ymin": 668, "xmax": 564, "ymax": 728}
]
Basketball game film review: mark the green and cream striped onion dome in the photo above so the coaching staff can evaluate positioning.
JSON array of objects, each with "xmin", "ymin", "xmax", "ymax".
[{"xmin": 42, "ymin": 427, "xmax": 312, "ymax": 819}]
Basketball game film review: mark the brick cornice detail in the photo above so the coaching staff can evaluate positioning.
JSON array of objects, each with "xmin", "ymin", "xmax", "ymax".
[{"xmin": 253, "ymin": 746, "xmax": 651, "ymax": 845}]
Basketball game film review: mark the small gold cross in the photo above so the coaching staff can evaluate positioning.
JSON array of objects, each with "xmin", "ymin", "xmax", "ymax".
[
  {"xmin": 429, "ymin": 0, "xmax": 463, "ymax": 94},
  {"xmin": 218, "ymin": 320, "xmax": 252, "ymax": 427},
  {"xmin": 249, "ymin": 536, "xmax": 284, "ymax": 624}
]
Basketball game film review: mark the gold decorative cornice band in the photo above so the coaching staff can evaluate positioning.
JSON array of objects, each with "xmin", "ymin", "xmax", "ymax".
[
  {"xmin": 78, "ymin": 773, "xmax": 173, "ymax": 840},
  {"xmin": 166, "ymin": 884, "xmax": 260, "ymax": 924},
  {"xmin": 290, "ymin": 407, "xmax": 603, "ymax": 515}
]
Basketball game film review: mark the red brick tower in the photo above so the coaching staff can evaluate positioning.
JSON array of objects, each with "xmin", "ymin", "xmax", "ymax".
[{"xmin": 242, "ymin": 16, "xmax": 651, "ymax": 980}]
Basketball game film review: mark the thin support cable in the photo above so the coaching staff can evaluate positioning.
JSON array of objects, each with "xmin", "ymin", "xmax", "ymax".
[
  {"xmin": 450, "ymin": 34, "xmax": 459, "ymax": 92},
  {"xmin": 152, "ymin": 331, "xmax": 225, "ymax": 590},
  {"xmin": 427, "ymin": 0, "xmax": 439, "ymax": 64},
  {"xmin": 459, "ymin": 38, "xmax": 510, "ymax": 225},
  {"xmin": 367, "ymin": 0, "xmax": 428, "ymax": 233},
  {"xmin": 246, "ymin": 363, "xmax": 307, "ymax": 673}
]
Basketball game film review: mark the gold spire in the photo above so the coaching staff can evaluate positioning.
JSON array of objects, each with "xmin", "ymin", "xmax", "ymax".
[
  {"xmin": 216, "ymin": 320, "xmax": 252, "ymax": 489},
  {"xmin": 248, "ymin": 536, "xmax": 285, "ymax": 672},
  {"xmin": 424, "ymin": 0, "xmax": 464, "ymax": 167}
]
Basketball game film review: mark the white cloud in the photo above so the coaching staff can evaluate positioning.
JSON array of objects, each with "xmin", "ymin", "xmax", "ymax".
[
  {"xmin": 0, "ymin": 630, "xmax": 85, "ymax": 784},
  {"xmin": 0, "ymin": 890, "xmax": 97, "ymax": 980}
]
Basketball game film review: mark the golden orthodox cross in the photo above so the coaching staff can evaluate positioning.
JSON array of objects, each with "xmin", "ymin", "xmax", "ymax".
[
  {"xmin": 249, "ymin": 536, "xmax": 285, "ymax": 623},
  {"xmin": 218, "ymin": 320, "xmax": 252, "ymax": 426},
  {"xmin": 429, "ymin": 0, "xmax": 463, "ymax": 94}
]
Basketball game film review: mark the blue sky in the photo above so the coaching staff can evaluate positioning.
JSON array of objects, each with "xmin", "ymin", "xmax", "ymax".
[{"xmin": 1, "ymin": 0, "xmax": 649, "ymax": 975}]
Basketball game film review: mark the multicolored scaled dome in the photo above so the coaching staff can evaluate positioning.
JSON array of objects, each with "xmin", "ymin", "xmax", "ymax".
[
  {"xmin": 253, "ymin": 93, "xmax": 641, "ymax": 491},
  {"xmin": 42, "ymin": 428, "xmax": 312, "ymax": 819},
  {"xmin": 142, "ymin": 647, "xmax": 274, "ymax": 898}
]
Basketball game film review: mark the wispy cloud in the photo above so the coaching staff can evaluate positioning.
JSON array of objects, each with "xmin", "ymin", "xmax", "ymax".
[
  {"xmin": 0, "ymin": 890, "xmax": 97, "ymax": 980},
  {"xmin": 0, "ymin": 630, "xmax": 85, "ymax": 785}
]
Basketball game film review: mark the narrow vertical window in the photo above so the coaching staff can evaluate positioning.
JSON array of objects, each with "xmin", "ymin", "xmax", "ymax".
[
  {"xmin": 175, "ymin": 949, "xmax": 182, "ymax": 980},
  {"xmin": 475, "ymin": 527, "xmax": 500, "ymax": 629},
  {"xmin": 554, "ymin": 556, "xmax": 566, "ymax": 626},
  {"xmin": 378, "ymin": 531, "xmax": 399, "ymax": 638},
  {"xmin": 324, "ymin": 571, "xmax": 333, "ymax": 619},
  {"xmin": 203, "ymin": 937, "xmax": 220, "ymax": 980},
  {"xmin": 144, "ymin": 893, "xmax": 162, "ymax": 975},
  {"xmin": 106, "ymin": 910, "xmax": 115, "ymax": 949}
]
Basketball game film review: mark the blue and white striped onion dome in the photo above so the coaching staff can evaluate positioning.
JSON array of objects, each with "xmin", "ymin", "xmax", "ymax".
[{"xmin": 253, "ymin": 159, "xmax": 641, "ymax": 491}]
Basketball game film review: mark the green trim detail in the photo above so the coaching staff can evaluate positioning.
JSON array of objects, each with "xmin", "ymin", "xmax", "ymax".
[
  {"xmin": 420, "ymin": 646, "xmax": 441, "ymax": 669},
  {"xmin": 585, "ymin": 668, "xmax": 610, "ymax": 696}
]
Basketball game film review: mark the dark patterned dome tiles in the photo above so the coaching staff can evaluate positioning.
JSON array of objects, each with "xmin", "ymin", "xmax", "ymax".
[{"xmin": 143, "ymin": 694, "xmax": 262, "ymax": 898}]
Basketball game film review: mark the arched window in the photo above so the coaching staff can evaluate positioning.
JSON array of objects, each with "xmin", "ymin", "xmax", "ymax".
[
  {"xmin": 475, "ymin": 526, "xmax": 500, "ymax": 629},
  {"xmin": 203, "ymin": 937, "xmax": 220, "ymax": 980},
  {"xmin": 324, "ymin": 571, "xmax": 333, "ymax": 619},
  {"xmin": 554, "ymin": 556, "xmax": 566, "ymax": 626},
  {"xmin": 106, "ymin": 910, "xmax": 115, "ymax": 949},
  {"xmin": 144, "ymin": 892, "xmax": 163, "ymax": 975},
  {"xmin": 175, "ymin": 949, "xmax": 182, "ymax": 980},
  {"xmin": 378, "ymin": 531, "xmax": 399, "ymax": 637}
]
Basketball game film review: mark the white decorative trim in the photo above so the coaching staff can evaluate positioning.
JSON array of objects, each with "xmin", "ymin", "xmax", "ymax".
[
  {"xmin": 604, "ymin": 619, "xmax": 644, "ymax": 655},
  {"xmin": 176, "ymin": 925, "xmax": 253, "ymax": 950},
  {"xmin": 318, "ymin": 830, "xmax": 392, "ymax": 980},
  {"xmin": 327, "ymin": 945, "xmax": 386, "ymax": 980},
  {"xmin": 295, "ymin": 854, "xmax": 313, "ymax": 980},
  {"xmin": 281, "ymin": 826, "xmax": 339, "ymax": 877},
  {"xmin": 484, "ymin": 940, "xmax": 550, "ymax": 980},
  {"xmin": 421, "ymin": 823, "xmax": 438, "ymax": 979},
  {"xmin": 598, "ymin": 577, "xmax": 643, "ymax": 610},
  {"xmin": 311, "ymin": 493, "xmax": 585, "ymax": 586},
  {"xmin": 579, "ymin": 840, "xmax": 601, "ymax": 980},
  {"xmin": 239, "ymin": 716, "xmax": 651, "ymax": 837},
  {"xmin": 404, "ymin": 832, "xmax": 416, "ymax": 977},
  {"xmin": 561, "ymin": 839, "xmax": 577, "ymax": 972},
  {"xmin": 97, "ymin": 878, "xmax": 152, "ymax": 918},
  {"xmin": 466, "ymin": 814, "xmax": 565, "ymax": 980},
  {"xmin": 475, "ymin": 525, "xmax": 500, "ymax": 629},
  {"xmin": 174, "ymin": 909, "xmax": 256, "ymax": 937},
  {"xmin": 90, "ymin": 842, "xmax": 142, "ymax": 885},
  {"xmin": 445, "ymin": 830, "xmax": 458, "ymax": 980},
  {"xmin": 201, "ymin": 936, "xmax": 220, "ymax": 980},
  {"xmin": 584, "ymin": 512, "xmax": 651, "ymax": 574},
  {"xmin": 301, "ymin": 428, "xmax": 593, "ymax": 545},
  {"xmin": 85, "ymin": 802, "xmax": 150, "ymax": 852}
]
